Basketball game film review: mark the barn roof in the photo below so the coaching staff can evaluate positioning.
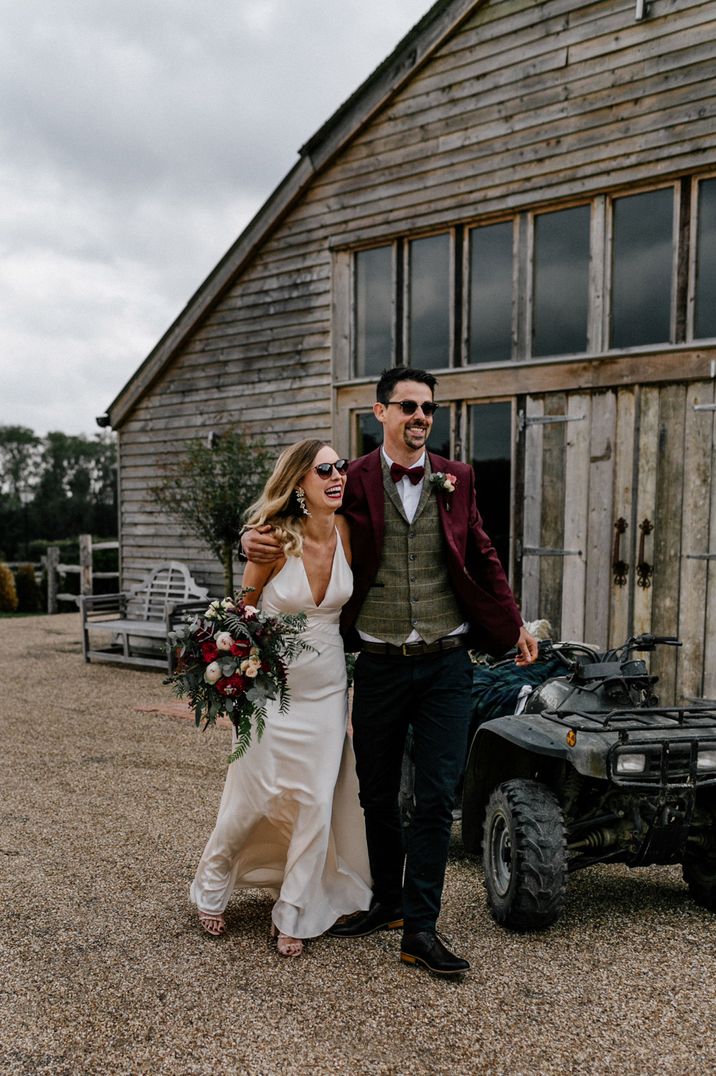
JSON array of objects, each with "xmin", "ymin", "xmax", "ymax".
[{"xmin": 102, "ymin": 0, "xmax": 484, "ymax": 428}]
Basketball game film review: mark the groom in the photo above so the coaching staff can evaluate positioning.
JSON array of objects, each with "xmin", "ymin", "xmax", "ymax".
[{"xmin": 244, "ymin": 367, "xmax": 536, "ymax": 976}]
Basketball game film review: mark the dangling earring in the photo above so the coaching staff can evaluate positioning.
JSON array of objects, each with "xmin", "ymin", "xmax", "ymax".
[{"xmin": 294, "ymin": 486, "xmax": 310, "ymax": 516}]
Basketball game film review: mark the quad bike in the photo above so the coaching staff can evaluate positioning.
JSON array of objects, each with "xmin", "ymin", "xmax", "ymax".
[{"xmin": 460, "ymin": 634, "xmax": 716, "ymax": 930}]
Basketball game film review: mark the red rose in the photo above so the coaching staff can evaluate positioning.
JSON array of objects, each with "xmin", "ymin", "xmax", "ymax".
[
  {"xmin": 201, "ymin": 641, "xmax": 219, "ymax": 663},
  {"xmin": 216, "ymin": 674, "xmax": 246, "ymax": 697},
  {"xmin": 230, "ymin": 640, "xmax": 251, "ymax": 658}
]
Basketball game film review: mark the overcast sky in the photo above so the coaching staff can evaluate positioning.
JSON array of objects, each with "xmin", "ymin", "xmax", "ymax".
[{"xmin": 0, "ymin": 0, "xmax": 430, "ymax": 437}]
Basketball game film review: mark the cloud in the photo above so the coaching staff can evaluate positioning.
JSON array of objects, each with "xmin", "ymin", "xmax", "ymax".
[{"xmin": 0, "ymin": 0, "xmax": 428, "ymax": 434}]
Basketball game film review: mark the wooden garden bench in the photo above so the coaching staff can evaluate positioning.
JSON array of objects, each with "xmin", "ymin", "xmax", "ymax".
[{"xmin": 80, "ymin": 561, "xmax": 210, "ymax": 672}]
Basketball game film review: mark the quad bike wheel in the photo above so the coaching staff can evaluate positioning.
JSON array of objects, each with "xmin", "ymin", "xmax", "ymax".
[
  {"xmin": 482, "ymin": 778, "xmax": 567, "ymax": 931},
  {"xmin": 682, "ymin": 854, "xmax": 716, "ymax": 911}
]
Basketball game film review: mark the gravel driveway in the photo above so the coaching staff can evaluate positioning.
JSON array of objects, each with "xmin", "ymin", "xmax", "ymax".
[{"xmin": 2, "ymin": 613, "xmax": 715, "ymax": 1075}]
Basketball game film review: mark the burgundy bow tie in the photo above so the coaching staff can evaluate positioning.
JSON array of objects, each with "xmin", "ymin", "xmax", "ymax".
[{"xmin": 390, "ymin": 462, "xmax": 425, "ymax": 485}]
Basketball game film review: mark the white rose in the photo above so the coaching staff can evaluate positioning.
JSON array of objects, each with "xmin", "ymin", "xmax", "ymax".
[
  {"xmin": 243, "ymin": 604, "xmax": 258, "ymax": 619},
  {"xmin": 444, "ymin": 478, "xmax": 455, "ymax": 492},
  {"xmin": 244, "ymin": 663, "xmax": 259, "ymax": 679},
  {"xmin": 204, "ymin": 661, "xmax": 222, "ymax": 684},
  {"xmin": 215, "ymin": 632, "xmax": 234, "ymax": 651}
]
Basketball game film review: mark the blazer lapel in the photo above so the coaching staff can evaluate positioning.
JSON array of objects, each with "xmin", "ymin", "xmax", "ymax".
[
  {"xmin": 381, "ymin": 454, "xmax": 409, "ymax": 523},
  {"xmin": 411, "ymin": 455, "xmax": 433, "ymax": 523},
  {"xmin": 429, "ymin": 452, "xmax": 463, "ymax": 560},
  {"xmin": 360, "ymin": 450, "xmax": 386, "ymax": 559}
]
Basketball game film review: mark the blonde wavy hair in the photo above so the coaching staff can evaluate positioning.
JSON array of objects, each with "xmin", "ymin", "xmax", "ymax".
[{"xmin": 244, "ymin": 439, "xmax": 326, "ymax": 557}]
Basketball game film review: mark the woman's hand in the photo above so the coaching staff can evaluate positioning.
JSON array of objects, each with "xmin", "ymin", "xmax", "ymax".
[{"xmin": 241, "ymin": 524, "xmax": 284, "ymax": 563}]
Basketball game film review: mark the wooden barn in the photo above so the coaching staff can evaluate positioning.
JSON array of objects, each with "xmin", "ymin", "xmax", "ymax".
[{"xmin": 102, "ymin": 0, "xmax": 716, "ymax": 703}]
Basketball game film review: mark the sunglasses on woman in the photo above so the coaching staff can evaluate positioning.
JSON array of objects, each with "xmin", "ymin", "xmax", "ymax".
[
  {"xmin": 385, "ymin": 400, "xmax": 439, "ymax": 417},
  {"xmin": 313, "ymin": 459, "xmax": 350, "ymax": 478}
]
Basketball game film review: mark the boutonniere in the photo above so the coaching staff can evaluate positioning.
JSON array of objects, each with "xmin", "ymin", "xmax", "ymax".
[{"xmin": 430, "ymin": 471, "xmax": 457, "ymax": 511}]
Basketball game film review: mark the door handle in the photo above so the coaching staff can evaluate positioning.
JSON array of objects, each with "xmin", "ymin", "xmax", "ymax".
[
  {"xmin": 637, "ymin": 519, "xmax": 654, "ymax": 588},
  {"xmin": 612, "ymin": 517, "xmax": 629, "ymax": 586}
]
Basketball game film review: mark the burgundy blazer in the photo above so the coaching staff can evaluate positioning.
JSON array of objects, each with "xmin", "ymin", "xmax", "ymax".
[{"xmin": 339, "ymin": 448, "xmax": 523, "ymax": 656}]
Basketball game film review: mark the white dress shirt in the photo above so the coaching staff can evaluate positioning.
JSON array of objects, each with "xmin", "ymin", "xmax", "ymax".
[{"xmin": 381, "ymin": 448, "xmax": 425, "ymax": 523}]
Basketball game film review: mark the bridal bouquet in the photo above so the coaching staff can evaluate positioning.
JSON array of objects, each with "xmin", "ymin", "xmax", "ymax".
[{"xmin": 166, "ymin": 594, "xmax": 309, "ymax": 761}]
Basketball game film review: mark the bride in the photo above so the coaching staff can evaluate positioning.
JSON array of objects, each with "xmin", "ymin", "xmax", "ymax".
[{"xmin": 190, "ymin": 439, "xmax": 371, "ymax": 957}]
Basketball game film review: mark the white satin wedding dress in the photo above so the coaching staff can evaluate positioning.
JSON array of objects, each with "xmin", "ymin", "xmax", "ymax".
[{"xmin": 190, "ymin": 534, "xmax": 372, "ymax": 939}]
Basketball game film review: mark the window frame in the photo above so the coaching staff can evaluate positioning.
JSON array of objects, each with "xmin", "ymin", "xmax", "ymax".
[
  {"xmin": 463, "ymin": 215, "xmax": 519, "ymax": 366},
  {"xmin": 402, "ymin": 228, "xmax": 457, "ymax": 372},
  {"xmin": 528, "ymin": 200, "xmax": 594, "ymax": 362},
  {"xmin": 340, "ymin": 173, "xmax": 715, "ymax": 383},
  {"xmin": 351, "ymin": 239, "xmax": 399, "ymax": 380},
  {"xmin": 687, "ymin": 172, "xmax": 716, "ymax": 344},
  {"xmin": 605, "ymin": 182, "xmax": 679, "ymax": 351}
]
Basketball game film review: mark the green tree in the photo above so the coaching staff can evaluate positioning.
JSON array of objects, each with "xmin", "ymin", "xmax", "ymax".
[
  {"xmin": 153, "ymin": 430, "xmax": 272, "ymax": 596},
  {"xmin": 0, "ymin": 425, "xmax": 117, "ymax": 559},
  {"xmin": 0, "ymin": 426, "xmax": 42, "ymax": 558},
  {"xmin": 33, "ymin": 431, "xmax": 117, "ymax": 542},
  {"xmin": 0, "ymin": 425, "xmax": 41, "ymax": 503}
]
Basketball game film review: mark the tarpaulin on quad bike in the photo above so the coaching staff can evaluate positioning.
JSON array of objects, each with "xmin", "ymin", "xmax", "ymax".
[{"xmin": 471, "ymin": 655, "xmax": 565, "ymax": 723}]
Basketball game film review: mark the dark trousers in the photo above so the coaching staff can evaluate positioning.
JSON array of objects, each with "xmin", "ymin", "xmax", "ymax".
[{"xmin": 351, "ymin": 647, "xmax": 473, "ymax": 933}]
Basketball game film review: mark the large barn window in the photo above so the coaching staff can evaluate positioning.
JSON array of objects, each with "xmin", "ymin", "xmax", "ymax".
[
  {"xmin": 532, "ymin": 205, "xmax": 590, "ymax": 358},
  {"xmin": 468, "ymin": 221, "xmax": 513, "ymax": 363},
  {"xmin": 610, "ymin": 188, "xmax": 674, "ymax": 348},
  {"xmin": 694, "ymin": 178, "xmax": 716, "ymax": 339},
  {"xmin": 343, "ymin": 176, "xmax": 714, "ymax": 383},
  {"xmin": 354, "ymin": 244, "xmax": 394, "ymax": 377},
  {"xmin": 406, "ymin": 233, "xmax": 452, "ymax": 369}
]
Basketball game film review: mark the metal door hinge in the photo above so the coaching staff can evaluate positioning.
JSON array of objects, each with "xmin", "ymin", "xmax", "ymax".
[
  {"xmin": 521, "ymin": 546, "xmax": 582, "ymax": 558},
  {"xmin": 518, "ymin": 411, "xmax": 585, "ymax": 434}
]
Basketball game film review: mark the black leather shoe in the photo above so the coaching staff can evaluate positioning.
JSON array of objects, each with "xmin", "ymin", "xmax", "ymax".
[
  {"xmin": 327, "ymin": 903, "xmax": 404, "ymax": 938},
  {"xmin": 400, "ymin": 931, "xmax": 470, "ymax": 976}
]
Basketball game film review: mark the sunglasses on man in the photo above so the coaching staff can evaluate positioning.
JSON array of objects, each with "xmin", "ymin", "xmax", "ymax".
[
  {"xmin": 384, "ymin": 400, "xmax": 439, "ymax": 417},
  {"xmin": 313, "ymin": 459, "xmax": 350, "ymax": 478}
]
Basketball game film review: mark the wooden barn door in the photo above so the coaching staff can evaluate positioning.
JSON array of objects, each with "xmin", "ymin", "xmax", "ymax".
[{"xmin": 518, "ymin": 383, "xmax": 716, "ymax": 704}]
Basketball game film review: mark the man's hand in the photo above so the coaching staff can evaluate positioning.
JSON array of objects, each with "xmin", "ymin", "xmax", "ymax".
[
  {"xmin": 514, "ymin": 625, "xmax": 539, "ymax": 666},
  {"xmin": 241, "ymin": 524, "xmax": 283, "ymax": 563}
]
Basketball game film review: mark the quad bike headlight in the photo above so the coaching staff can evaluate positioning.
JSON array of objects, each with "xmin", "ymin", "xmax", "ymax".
[
  {"xmin": 696, "ymin": 748, "xmax": 716, "ymax": 771},
  {"xmin": 615, "ymin": 752, "xmax": 647, "ymax": 774}
]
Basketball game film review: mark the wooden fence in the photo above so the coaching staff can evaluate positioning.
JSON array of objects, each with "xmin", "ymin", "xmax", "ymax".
[{"xmin": 8, "ymin": 535, "xmax": 119, "ymax": 614}]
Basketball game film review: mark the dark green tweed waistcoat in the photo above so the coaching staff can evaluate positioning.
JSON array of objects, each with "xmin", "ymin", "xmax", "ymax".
[{"xmin": 355, "ymin": 457, "xmax": 464, "ymax": 645}]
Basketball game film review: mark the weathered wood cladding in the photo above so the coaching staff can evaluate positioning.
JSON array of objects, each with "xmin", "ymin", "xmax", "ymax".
[
  {"xmin": 116, "ymin": 0, "xmax": 716, "ymax": 615},
  {"xmin": 293, "ymin": 0, "xmax": 716, "ymax": 242},
  {"xmin": 521, "ymin": 381, "xmax": 716, "ymax": 703},
  {"xmin": 118, "ymin": 230, "xmax": 335, "ymax": 594}
]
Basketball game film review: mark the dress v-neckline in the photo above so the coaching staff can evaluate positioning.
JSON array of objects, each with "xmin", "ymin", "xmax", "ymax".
[{"xmin": 301, "ymin": 529, "xmax": 339, "ymax": 608}]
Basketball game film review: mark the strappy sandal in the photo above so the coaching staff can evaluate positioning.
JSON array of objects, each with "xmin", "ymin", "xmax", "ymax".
[
  {"xmin": 271, "ymin": 923, "xmax": 303, "ymax": 958},
  {"xmin": 198, "ymin": 910, "xmax": 226, "ymax": 937}
]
